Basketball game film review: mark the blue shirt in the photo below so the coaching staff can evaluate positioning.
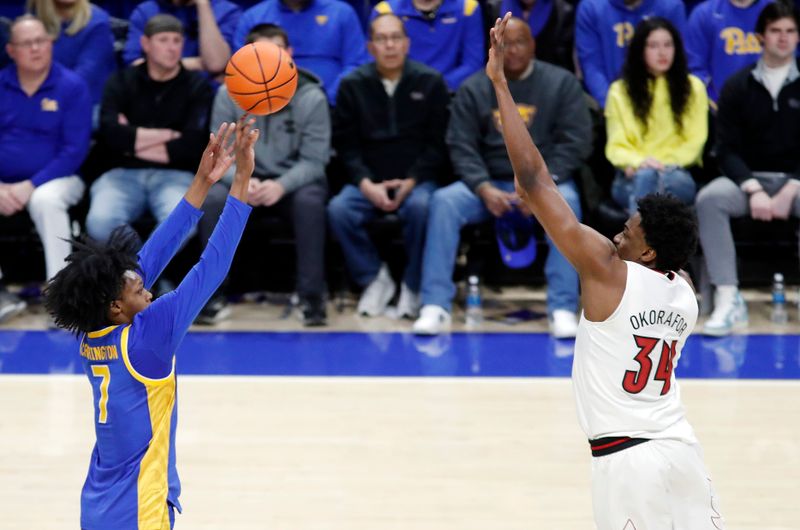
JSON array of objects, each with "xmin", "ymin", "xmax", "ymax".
[
  {"xmin": 50, "ymin": 4, "xmax": 116, "ymax": 104},
  {"xmin": 0, "ymin": 63, "xmax": 91, "ymax": 187},
  {"xmin": 80, "ymin": 196, "xmax": 251, "ymax": 529},
  {"xmin": 123, "ymin": 0, "xmax": 242, "ymax": 65},
  {"xmin": 235, "ymin": 0, "xmax": 368, "ymax": 103},
  {"xmin": 372, "ymin": 0, "xmax": 484, "ymax": 91},
  {"xmin": 686, "ymin": 0, "xmax": 771, "ymax": 102},
  {"xmin": 499, "ymin": 0, "xmax": 553, "ymax": 37},
  {"xmin": 575, "ymin": 0, "xmax": 687, "ymax": 107}
]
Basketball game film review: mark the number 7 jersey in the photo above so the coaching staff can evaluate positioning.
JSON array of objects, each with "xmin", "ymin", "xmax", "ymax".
[{"xmin": 572, "ymin": 261, "xmax": 699, "ymax": 444}]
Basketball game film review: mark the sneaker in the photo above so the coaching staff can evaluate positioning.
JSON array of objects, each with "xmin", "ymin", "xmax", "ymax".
[
  {"xmin": 412, "ymin": 305, "xmax": 452, "ymax": 335},
  {"xmin": 395, "ymin": 283, "xmax": 421, "ymax": 319},
  {"xmin": 357, "ymin": 264, "xmax": 396, "ymax": 317},
  {"xmin": 301, "ymin": 296, "xmax": 327, "ymax": 327},
  {"xmin": 703, "ymin": 290, "xmax": 748, "ymax": 337},
  {"xmin": 0, "ymin": 288, "xmax": 27, "ymax": 324},
  {"xmin": 195, "ymin": 296, "xmax": 232, "ymax": 326},
  {"xmin": 550, "ymin": 309, "xmax": 578, "ymax": 339}
]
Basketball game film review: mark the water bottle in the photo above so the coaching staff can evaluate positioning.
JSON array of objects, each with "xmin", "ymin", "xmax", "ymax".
[
  {"xmin": 465, "ymin": 275, "xmax": 483, "ymax": 328},
  {"xmin": 771, "ymin": 272, "xmax": 788, "ymax": 325}
]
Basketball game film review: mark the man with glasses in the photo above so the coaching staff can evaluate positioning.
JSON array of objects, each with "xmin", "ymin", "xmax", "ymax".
[
  {"xmin": 0, "ymin": 15, "xmax": 91, "ymax": 322},
  {"xmin": 328, "ymin": 13, "xmax": 450, "ymax": 319}
]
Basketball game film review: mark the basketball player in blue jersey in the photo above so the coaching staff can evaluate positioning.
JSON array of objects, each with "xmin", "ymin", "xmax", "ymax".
[
  {"xmin": 488, "ymin": 13, "xmax": 725, "ymax": 530},
  {"xmin": 44, "ymin": 118, "xmax": 259, "ymax": 529}
]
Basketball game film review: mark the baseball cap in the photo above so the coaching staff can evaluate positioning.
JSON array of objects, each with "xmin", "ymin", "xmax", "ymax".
[{"xmin": 495, "ymin": 208, "xmax": 537, "ymax": 269}]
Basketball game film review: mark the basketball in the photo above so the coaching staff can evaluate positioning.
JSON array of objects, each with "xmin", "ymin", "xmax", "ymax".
[{"xmin": 224, "ymin": 41, "xmax": 298, "ymax": 116}]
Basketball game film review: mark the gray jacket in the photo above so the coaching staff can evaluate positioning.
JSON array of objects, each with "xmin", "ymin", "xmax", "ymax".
[{"xmin": 212, "ymin": 68, "xmax": 331, "ymax": 193}]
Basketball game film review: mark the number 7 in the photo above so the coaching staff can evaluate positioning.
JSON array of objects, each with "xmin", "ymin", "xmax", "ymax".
[{"xmin": 91, "ymin": 365, "xmax": 110, "ymax": 424}]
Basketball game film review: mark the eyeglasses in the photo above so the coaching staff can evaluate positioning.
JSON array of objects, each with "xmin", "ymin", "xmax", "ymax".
[
  {"xmin": 11, "ymin": 37, "xmax": 51, "ymax": 50},
  {"xmin": 371, "ymin": 33, "xmax": 405, "ymax": 45}
]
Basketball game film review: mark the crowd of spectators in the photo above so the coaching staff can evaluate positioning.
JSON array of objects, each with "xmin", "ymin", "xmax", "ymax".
[{"xmin": 0, "ymin": 0, "xmax": 798, "ymax": 339}]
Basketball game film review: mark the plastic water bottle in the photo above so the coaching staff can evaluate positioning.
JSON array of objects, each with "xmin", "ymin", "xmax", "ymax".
[
  {"xmin": 771, "ymin": 272, "xmax": 788, "ymax": 325},
  {"xmin": 465, "ymin": 275, "xmax": 483, "ymax": 328}
]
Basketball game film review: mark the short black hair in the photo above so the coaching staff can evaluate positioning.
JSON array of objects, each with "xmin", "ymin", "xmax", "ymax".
[
  {"xmin": 245, "ymin": 23, "xmax": 290, "ymax": 46},
  {"xmin": 144, "ymin": 13, "xmax": 183, "ymax": 37},
  {"xmin": 636, "ymin": 193, "xmax": 698, "ymax": 272},
  {"xmin": 369, "ymin": 13, "xmax": 406, "ymax": 40},
  {"xmin": 44, "ymin": 227, "xmax": 142, "ymax": 335},
  {"xmin": 756, "ymin": 2, "xmax": 798, "ymax": 35}
]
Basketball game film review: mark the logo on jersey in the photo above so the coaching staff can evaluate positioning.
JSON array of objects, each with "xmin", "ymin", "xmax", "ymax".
[
  {"xmin": 613, "ymin": 22, "xmax": 635, "ymax": 48},
  {"xmin": 492, "ymin": 104, "xmax": 536, "ymax": 131},
  {"xmin": 41, "ymin": 98, "xmax": 58, "ymax": 112},
  {"xmin": 720, "ymin": 27, "xmax": 762, "ymax": 55},
  {"xmin": 315, "ymin": 15, "xmax": 328, "ymax": 26}
]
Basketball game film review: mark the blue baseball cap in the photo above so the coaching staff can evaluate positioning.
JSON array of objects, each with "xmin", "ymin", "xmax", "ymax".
[{"xmin": 495, "ymin": 208, "xmax": 537, "ymax": 269}]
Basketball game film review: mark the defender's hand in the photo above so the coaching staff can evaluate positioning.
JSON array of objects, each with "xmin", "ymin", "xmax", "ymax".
[{"xmin": 486, "ymin": 12, "xmax": 511, "ymax": 84}]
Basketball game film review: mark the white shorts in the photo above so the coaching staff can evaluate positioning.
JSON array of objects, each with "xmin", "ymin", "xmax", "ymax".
[{"xmin": 591, "ymin": 439, "xmax": 724, "ymax": 530}]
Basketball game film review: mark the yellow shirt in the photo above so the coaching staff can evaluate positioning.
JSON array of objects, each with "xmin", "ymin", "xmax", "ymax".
[{"xmin": 605, "ymin": 75, "xmax": 708, "ymax": 169}]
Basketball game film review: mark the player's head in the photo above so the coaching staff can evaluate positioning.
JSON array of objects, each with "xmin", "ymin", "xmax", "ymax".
[
  {"xmin": 246, "ymin": 23, "xmax": 293, "ymax": 56},
  {"xmin": 368, "ymin": 14, "xmax": 409, "ymax": 72},
  {"xmin": 6, "ymin": 15, "xmax": 53, "ymax": 76},
  {"xmin": 141, "ymin": 14, "xmax": 184, "ymax": 72},
  {"xmin": 44, "ymin": 227, "xmax": 152, "ymax": 334},
  {"xmin": 613, "ymin": 193, "xmax": 698, "ymax": 272},
  {"xmin": 503, "ymin": 17, "xmax": 535, "ymax": 80}
]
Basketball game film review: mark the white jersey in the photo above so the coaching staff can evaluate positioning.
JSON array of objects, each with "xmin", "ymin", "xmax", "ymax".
[{"xmin": 573, "ymin": 261, "xmax": 699, "ymax": 444}]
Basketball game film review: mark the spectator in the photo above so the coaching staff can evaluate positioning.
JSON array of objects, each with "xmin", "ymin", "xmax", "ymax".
[
  {"xmin": 605, "ymin": 17, "xmax": 708, "ymax": 214},
  {"xmin": 86, "ymin": 14, "xmax": 213, "ymax": 243},
  {"xmin": 696, "ymin": 1, "xmax": 800, "ymax": 336},
  {"xmin": 493, "ymin": 0, "xmax": 576, "ymax": 71},
  {"xmin": 0, "ymin": 15, "xmax": 91, "ymax": 321},
  {"xmin": 124, "ymin": 0, "xmax": 241, "ymax": 77},
  {"xmin": 328, "ymin": 13, "xmax": 450, "ymax": 319},
  {"xmin": 686, "ymin": 0, "xmax": 772, "ymax": 104},
  {"xmin": 197, "ymin": 23, "xmax": 330, "ymax": 326},
  {"xmin": 372, "ymin": 0, "xmax": 484, "ymax": 91},
  {"xmin": 575, "ymin": 0, "xmax": 687, "ymax": 107},
  {"xmin": 235, "ymin": 0, "xmax": 367, "ymax": 104},
  {"xmin": 412, "ymin": 17, "xmax": 591, "ymax": 337},
  {"xmin": 27, "ymin": 0, "xmax": 116, "ymax": 107}
]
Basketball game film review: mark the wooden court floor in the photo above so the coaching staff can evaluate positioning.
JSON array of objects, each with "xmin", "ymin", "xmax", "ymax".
[{"xmin": 1, "ymin": 375, "xmax": 798, "ymax": 529}]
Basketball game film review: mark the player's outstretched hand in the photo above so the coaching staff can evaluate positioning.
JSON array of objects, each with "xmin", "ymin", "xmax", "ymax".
[
  {"xmin": 486, "ymin": 12, "xmax": 511, "ymax": 84},
  {"xmin": 197, "ymin": 122, "xmax": 236, "ymax": 185},
  {"xmin": 230, "ymin": 115, "xmax": 260, "ymax": 203}
]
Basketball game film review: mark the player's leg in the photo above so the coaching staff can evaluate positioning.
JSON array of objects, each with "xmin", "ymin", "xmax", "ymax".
[
  {"xmin": 591, "ymin": 441, "xmax": 672, "ymax": 530},
  {"xmin": 85, "ymin": 168, "xmax": 148, "ymax": 242},
  {"xmin": 665, "ymin": 441, "xmax": 725, "ymax": 529}
]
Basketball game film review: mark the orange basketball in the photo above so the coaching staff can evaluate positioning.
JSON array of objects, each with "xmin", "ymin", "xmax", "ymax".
[{"xmin": 224, "ymin": 41, "xmax": 298, "ymax": 115}]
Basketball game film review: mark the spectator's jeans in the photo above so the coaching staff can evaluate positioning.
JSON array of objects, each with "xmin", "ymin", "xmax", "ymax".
[
  {"xmin": 696, "ymin": 175, "xmax": 800, "ymax": 287},
  {"xmin": 611, "ymin": 167, "xmax": 696, "ymax": 213},
  {"xmin": 199, "ymin": 180, "xmax": 328, "ymax": 300},
  {"xmin": 26, "ymin": 176, "xmax": 85, "ymax": 280},
  {"xmin": 327, "ymin": 181, "xmax": 438, "ymax": 292},
  {"xmin": 419, "ymin": 179, "xmax": 581, "ymax": 315},
  {"xmin": 86, "ymin": 168, "xmax": 194, "ymax": 242}
]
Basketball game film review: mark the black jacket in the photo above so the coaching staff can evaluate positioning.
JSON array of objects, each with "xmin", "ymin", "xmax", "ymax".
[
  {"xmin": 716, "ymin": 59, "xmax": 800, "ymax": 184},
  {"xmin": 99, "ymin": 63, "xmax": 213, "ymax": 172},
  {"xmin": 333, "ymin": 59, "xmax": 451, "ymax": 185}
]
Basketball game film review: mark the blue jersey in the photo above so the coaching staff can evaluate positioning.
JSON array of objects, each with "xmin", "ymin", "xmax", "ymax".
[{"xmin": 80, "ymin": 196, "xmax": 251, "ymax": 529}]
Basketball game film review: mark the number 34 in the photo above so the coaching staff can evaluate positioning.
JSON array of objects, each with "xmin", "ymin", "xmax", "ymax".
[{"xmin": 622, "ymin": 336, "xmax": 677, "ymax": 395}]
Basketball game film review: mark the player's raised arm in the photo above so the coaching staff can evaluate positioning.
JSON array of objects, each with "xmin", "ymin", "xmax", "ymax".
[{"xmin": 486, "ymin": 14, "xmax": 618, "ymax": 280}]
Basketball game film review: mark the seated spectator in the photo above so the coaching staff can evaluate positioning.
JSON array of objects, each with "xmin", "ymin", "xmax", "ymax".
[
  {"xmin": 696, "ymin": 2, "xmax": 800, "ymax": 336},
  {"xmin": 124, "ymin": 0, "xmax": 241, "ymax": 77},
  {"xmin": 0, "ymin": 15, "xmax": 91, "ymax": 321},
  {"xmin": 605, "ymin": 17, "xmax": 708, "ymax": 214},
  {"xmin": 197, "ymin": 23, "xmax": 330, "ymax": 326},
  {"xmin": 412, "ymin": 17, "xmax": 591, "ymax": 337},
  {"xmin": 686, "ymin": 0, "xmax": 772, "ymax": 104},
  {"xmin": 575, "ymin": 0, "xmax": 687, "ymax": 107},
  {"xmin": 372, "ymin": 0, "xmax": 484, "ymax": 91},
  {"xmin": 235, "ymin": 0, "xmax": 367, "ymax": 104},
  {"xmin": 86, "ymin": 14, "xmax": 213, "ymax": 243},
  {"xmin": 27, "ymin": 0, "xmax": 116, "ymax": 108},
  {"xmin": 328, "ymin": 14, "xmax": 450, "ymax": 319},
  {"xmin": 493, "ymin": 0, "xmax": 576, "ymax": 72}
]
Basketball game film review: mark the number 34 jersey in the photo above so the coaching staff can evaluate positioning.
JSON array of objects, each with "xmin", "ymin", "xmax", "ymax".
[{"xmin": 573, "ymin": 261, "xmax": 699, "ymax": 444}]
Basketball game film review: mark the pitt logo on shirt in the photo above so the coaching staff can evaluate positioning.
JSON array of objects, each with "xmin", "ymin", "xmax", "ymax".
[
  {"xmin": 41, "ymin": 98, "xmax": 59, "ymax": 112},
  {"xmin": 493, "ymin": 104, "xmax": 536, "ymax": 131},
  {"xmin": 720, "ymin": 27, "xmax": 762, "ymax": 55}
]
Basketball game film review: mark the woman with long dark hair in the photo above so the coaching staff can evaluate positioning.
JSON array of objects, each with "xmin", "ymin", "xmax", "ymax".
[{"xmin": 605, "ymin": 17, "xmax": 708, "ymax": 213}]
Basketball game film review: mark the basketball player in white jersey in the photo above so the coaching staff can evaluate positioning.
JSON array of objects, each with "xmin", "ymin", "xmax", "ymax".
[{"xmin": 487, "ymin": 13, "xmax": 724, "ymax": 529}]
